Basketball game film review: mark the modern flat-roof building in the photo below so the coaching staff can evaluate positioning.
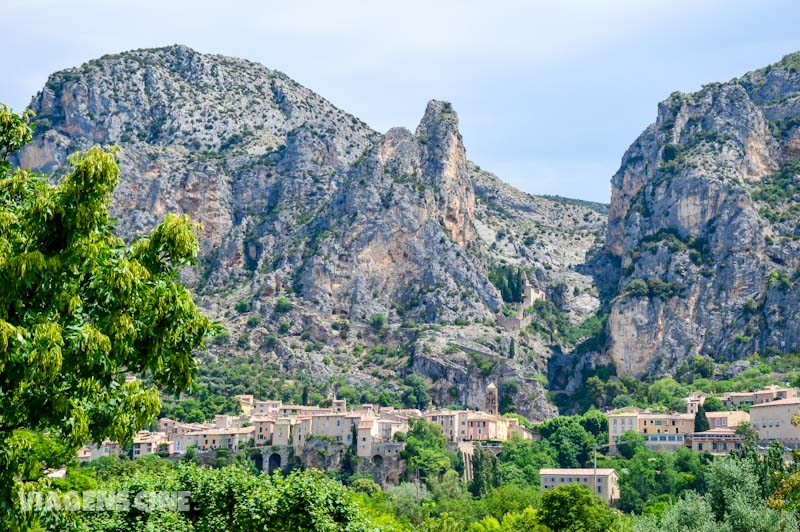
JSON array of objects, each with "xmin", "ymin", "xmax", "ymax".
[{"xmin": 539, "ymin": 468, "xmax": 620, "ymax": 504}]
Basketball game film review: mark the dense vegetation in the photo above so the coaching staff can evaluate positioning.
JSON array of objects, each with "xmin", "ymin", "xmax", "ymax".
[
  {"xmin": 488, "ymin": 265, "xmax": 527, "ymax": 304},
  {"xmin": 0, "ymin": 105, "xmax": 214, "ymax": 531},
  {"xmin": 526, "ymin": 300, "xmax": 606, "ymax": 350},
  {"xmin": 753, "ymin": 160, "xmax": 800, "ymax": 224}
]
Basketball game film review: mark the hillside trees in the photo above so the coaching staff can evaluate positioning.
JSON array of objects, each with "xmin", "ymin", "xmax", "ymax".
[
  {"xmin": 469, "ymin": 445, "xmax": 501, "ymax": 498},
  {"xmin": 488, "ymin": 265, "xmax": 526, "ymax": 303},
  {"xmin": 0, "ymin": 105, "xmax": 214, "ymax": 530}
]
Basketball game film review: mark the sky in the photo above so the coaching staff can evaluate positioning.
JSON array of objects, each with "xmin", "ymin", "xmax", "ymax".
[{"xmin": 3, "ymin": 1, "xmax": 800, "ymax": 203}]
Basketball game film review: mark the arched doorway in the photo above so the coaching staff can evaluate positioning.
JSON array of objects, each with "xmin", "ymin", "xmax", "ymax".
[
  {"xmin": 268, "ymin": 453, "xmax": 282, "ymax": 474},
  {"xmin": 372, "ymin": 455, "xmax": 384, "ymax": 468}
]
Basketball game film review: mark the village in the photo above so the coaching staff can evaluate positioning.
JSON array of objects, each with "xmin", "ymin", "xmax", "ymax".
[{"xmin": 76, "ymin": 382, "xmax": 800, "ymax": 505}]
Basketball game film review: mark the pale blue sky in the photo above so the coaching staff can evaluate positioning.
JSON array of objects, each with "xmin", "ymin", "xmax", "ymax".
[{"xmin": 3, "ymin": 0, "xmax": 800, "ymax": 202}]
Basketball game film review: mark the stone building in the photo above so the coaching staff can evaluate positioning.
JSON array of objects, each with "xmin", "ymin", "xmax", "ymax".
[
  {"xmin": 539, "ymin": 468, "xmax": 620, "ymax": 504},
  {"xmin": 750, "ymin": 397, "xmax": 800, "ymax": 446},
  {"xmin": 608, "ymin": 407, "xmax": 695, "ymax": 452},
  {"xmin": 485, "ymin": 382, "xmax": 498, "ymax": 416},
  {"xmin": 689, "ymin": 428, "xmax": 745, "ymax": 455}
]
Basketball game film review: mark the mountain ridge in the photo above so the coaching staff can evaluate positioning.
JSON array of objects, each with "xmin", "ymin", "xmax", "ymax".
[{"xmin": 13, "ymin": 45, "xmax": 608, "ymax": 419}]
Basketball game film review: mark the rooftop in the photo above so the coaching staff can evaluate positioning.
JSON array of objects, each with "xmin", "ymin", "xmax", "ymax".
[
  {"xmin": 539, "ymin": 468, "xmax": 617, "ymax": 476},
  {"xmin": 706, "ymin": 411, "xmax": 748, "ymax": 418},
  {"xmin": 749, "ymin": 397, "xmax": 800, "ymax": 408},
  {"xmin": 693, "ymin": 427, "xmax": 739, "ymax": 434}
]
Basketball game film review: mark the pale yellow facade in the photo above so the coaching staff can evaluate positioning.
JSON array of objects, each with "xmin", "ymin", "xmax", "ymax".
[
  {"xmin": 540, "ymin": 468, "xmax": 620, "ymax": 504},
  {"xmin": 608, "ymin": 408, "xmax": 694, "ymax": 451}
]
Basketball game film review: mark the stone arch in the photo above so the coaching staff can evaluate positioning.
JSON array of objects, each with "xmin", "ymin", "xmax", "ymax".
[
  {"xmin": 268, "ymin": 453, "xmax": 282, "ymax": 474},
  {"xmin": 372, "ymin": 455, "xmax": 384, "ymax": 468}
]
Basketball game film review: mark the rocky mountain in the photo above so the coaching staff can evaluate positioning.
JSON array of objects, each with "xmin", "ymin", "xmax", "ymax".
[
  {"xmin": 603, "ymin": 52, "xmax": 800, "ymax": 377},
  {"xmin": 13, "ymin": 45, "xmax": 606, "ymax": 419}
]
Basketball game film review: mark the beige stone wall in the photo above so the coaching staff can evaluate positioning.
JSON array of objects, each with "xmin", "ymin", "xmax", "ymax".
[{"xmin": 751, "ymin": 403, "xmax": 800, "ymax": 445}]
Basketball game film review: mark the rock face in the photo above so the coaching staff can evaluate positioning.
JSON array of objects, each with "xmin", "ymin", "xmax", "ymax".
[
  {"xmin": 605, "ymin": 53, "xmax": 800, "ymax": 376},
  {"xmin": 13, "ymin": 45, "xmax": 606, "ymax": 419}
]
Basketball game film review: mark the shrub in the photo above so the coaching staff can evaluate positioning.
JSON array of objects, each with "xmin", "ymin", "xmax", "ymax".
[
  {"xmin": 237, "ymin": 333, "xmax": 249, "ymax": 348},
  {"xmin": 370, "ymin": 313, "xmax": 386, "ymax": 330},
  {"xmin": 625, "ymin": 279, "xmax": 649, "ymax": 297},
  {"xmin": 275, "ymin": 297, "xmax": 292, "ymax": 313}
]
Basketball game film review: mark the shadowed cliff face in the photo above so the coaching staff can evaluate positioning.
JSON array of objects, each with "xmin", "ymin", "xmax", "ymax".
[
  {"xmin": 605, "ymin": 53, "xmax": 800, "ymax": 377},
  {"xmin": 13, "ymin": 45, "xmax": 606, "ymax": 419}
]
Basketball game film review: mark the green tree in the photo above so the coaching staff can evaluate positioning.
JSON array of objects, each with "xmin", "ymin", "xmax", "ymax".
[
  {"xmin": 579, "ymin": 409, "xmax": 608, "ymax": 442},
  {"xmin": 402, "ymin": 374, "xmax": 431, "ymax": 410},
  {"xmin": 705, "ymin": 457, "xmax": 760, "ymax": 521},
  {"xmin": 499, "ymin": 435, "xmax": 556, "ymax": 485},
  {"xmin": 538, "ymin": 484, "xmax": 618, "ymax": 532},
  {"xmin": 0, "ymin": 106, "xmax": 214, "ymax": 530},
  {"xmin": 702, "ymin": 396, "xmax": 724, "ymax": 412},
  {"xmin": 735, "ymin": 421, "xmax": 759, "ymax": 452},
  {"xmin": 370, "ymin": 313, "xmax": 386, "ymax": 330},
  {"xmin": 616, "ymin": 430, "xmax": 645, "ymax": 460},
  {"xmin": 549, "ymin": 423, "xmax": 595, "ymax": 468},
  {"xmin": 694, "ymin": 404, "xmax": 710, "ymax": 432},
  {"xmin": 470, "ymin": 444, "xmax": 502, "ymax": 497},
  {"xmin": 401, "ymin": 419, "xmax": 452, "ymax": 480},
  {"xmin": 634, "ymin": 492, "xmax": 718, "ymax": 532}
]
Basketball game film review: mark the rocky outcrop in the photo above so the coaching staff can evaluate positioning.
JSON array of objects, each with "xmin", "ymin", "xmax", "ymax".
[
  {"xmin": 12, "ymin": 45, "xmax": 607, "ymax": 419},
  {"xmin": 604, "ymin": 53, "xmax": 800, "ymax": 376}
]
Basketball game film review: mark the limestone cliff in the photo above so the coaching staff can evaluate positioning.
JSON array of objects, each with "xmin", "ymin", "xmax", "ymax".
[
  {"xmin": 13, "ymin": 45, "xmax": 606, "ymax": 419},
  {"xmin": 605, "ymin": 53, "xmax": 800, "ymax": 376}
]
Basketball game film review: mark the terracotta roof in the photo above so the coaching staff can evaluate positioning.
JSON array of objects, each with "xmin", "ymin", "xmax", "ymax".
[
  {"xmin": 186, "ymin": 426, "xmax": 255, "ymax": 436},
  {"xmin": 539, "ymin": 468, "xmax": 617, "ymax": 476},
  {"xmin": 706, "ymin": 411, "xmax": 748, "ymax": 418},
  {"xmin": 750, "ymin": 397, "xmax": 800, "ymax": 408},
  {"xmin": 693, "ymin": 427, "xmax": 739, "ymax": 434}
]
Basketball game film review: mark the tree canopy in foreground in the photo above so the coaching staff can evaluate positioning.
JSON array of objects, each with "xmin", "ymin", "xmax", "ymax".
[{"xmin": 0, "ymin": 104, "xmax": 214, "ymax": 530}]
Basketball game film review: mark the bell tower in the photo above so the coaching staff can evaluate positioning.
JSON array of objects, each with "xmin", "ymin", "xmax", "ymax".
[{"xmin": 485, "ymin": 382, "xmax": 498, "ymax": 416}]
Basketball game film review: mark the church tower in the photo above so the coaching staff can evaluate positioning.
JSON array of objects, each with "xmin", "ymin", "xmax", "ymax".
[{"xmin": 485, "ymin": 382, "xmax": 498, "ymax": 416}]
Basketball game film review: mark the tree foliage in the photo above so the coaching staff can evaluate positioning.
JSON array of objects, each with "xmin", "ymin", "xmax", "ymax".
[
  {"xmin": 537, "ymin": 484, "xmax": 618, "ymax": 532},
  {"xmin": 0, "ymin": 105, "xmax": 213, "ymax": 529},
  {"xmin": 694, "ymin": 404, "xmax": 710, "ymax": 432},
  {"xmin": 470, "ymin": 445, "xmax": 501, "ymax": 498},
  {"xmin": 488, "ymin": 265, "xmax": 526, "ymax": 304}
]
